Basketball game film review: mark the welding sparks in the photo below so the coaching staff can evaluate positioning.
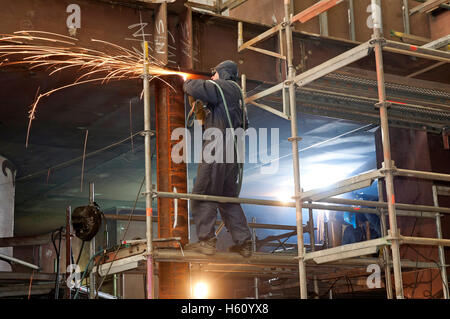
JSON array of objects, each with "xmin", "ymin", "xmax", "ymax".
[{"xmin": 0, "ymin": 30, "xmax": 189, "ymax": 147}]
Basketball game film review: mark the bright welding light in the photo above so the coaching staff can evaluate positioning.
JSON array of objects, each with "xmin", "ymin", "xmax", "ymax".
[
  {"xmin": 193, "ymin": 282, "xmax": 209, "ymax": 299},
  {"xmin": 180, "ymin": 72, "xmax": 189, "ymax": 81},
  {"xmin": 154, "ymin": 69, "xmax": 190, "ymax": 81},
  {"xmin": 275, "ymin": 189, "xmax": 294, "ymax": 204}
]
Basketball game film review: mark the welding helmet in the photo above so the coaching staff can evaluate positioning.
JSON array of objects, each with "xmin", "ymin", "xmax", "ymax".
[{"xmin": 211, "ymin": 60, "xmax": 239, "ymax": 81}]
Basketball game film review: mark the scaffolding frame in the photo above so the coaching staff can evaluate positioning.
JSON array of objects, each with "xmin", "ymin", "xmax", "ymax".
[{"xmin": 140, "ymin": 0, "xmax": 450, "ymax": 299}]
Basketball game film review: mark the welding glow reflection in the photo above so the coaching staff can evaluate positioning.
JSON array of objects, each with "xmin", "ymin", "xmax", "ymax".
[
  {"xmin": 301, "ymin": 164, "xmax": 356, "ymax": 191},
  {"xmin": 193, "ymin": 282, "xmax": 208, "ymax": 299}
]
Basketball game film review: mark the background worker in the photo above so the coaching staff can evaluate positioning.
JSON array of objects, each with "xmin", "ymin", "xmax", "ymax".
[{"xmin": 183, "ymin": 60, "xmax": 252, "ymax": 257}]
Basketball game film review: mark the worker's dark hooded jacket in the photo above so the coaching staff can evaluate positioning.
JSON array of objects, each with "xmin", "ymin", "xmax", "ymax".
[
  {"xmin": 183, "ymin": 60, "xmax": 248, "ymax": 132},
  {"xmin": 183, "ymin": 61, "xmax": 251, "ymax": 244}
]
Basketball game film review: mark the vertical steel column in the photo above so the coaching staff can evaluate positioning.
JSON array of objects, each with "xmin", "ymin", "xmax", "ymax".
[
  {"xmin": 89, "ymin": 182, "xmax": 96, "ymax": 299},
  {"xmin": 377, "ymin": 183, "xmax": 393, "ymax": 299},
  {"xmin": 143, "ymin": 41, "xmax": 154, "ymax": 299},
  {"xmin": 432, "ymin": 185, "xmax": 449, "ymax": 299},
  {"xmin": 65, "ymin": 206, "xmax": 72, "ymax": 299},
  {"xmin": 155, "ymin": 75, "xmax": 189, "ymax": 299},
  {"xmin": 371, "ymin": 0, "xmax": 404, "ymax": 299},
  {"xmin": 308, "ymin": 204, "xmax": 319, "ymax": 298},
  {"xmin": 251, "ymin": 217, "xmax": 259, "ymax": 299},
  {"xmin": 284, "ymin": 0, "xmax": 307, "ymax": 299}
]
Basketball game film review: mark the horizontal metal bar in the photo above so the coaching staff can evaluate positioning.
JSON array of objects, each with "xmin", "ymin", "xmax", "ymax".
[
  {"xmin": 104, "ymin": 213, "xmax": 299, "ymax": 231},
  {"xmin": 154, "ymin": 191, "xmax": 450, "ymax": 217},
  {"xmin": 383, "ymin": 40, "xmax": 450, "ymax": 63},
  {"xmin": 239, "ymin": 23, "xmax": 283, "ymax": 52},
  {"xmin": 294, "ymin": 41, "xmax": 372, "ymax": 87},
  {"xmin": 0, "ymin": 252, "xmax": 39, "ymax": 270},
  {"xmin": 399, "ymin": 235, "xmax": 450, "ymax": 247},
  {"xmin": 307, "ymin": 203, "xmax": 377, "ymax": 214},
  {"xmin": 155, "ymin": 191, "xmax": 293, "ymax": 206},
  {"xmin": 249, "ymin": 222, "xmax": 296, "ymax": 231},
  {"xmin": 153, "ymin": 191, "xmax": 379, "ymax": 214},
  {"xmin": 389, "ymin": 210, "xmax": 437, "ymax": 219},
  {"xmin": 320, "ymin": 197, "xmax": 450, "ymax": 215},
  {"xmin": 394, "ymin": 168, "xmax": 450, "ymax": 182}
]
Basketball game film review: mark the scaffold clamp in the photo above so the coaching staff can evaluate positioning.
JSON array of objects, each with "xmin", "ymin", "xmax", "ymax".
[
  {"xmin": 288, "ymin": 136, "xmax": 303, "ymax": 142},
  {"xmin": 374, "ymin": 101, "xmax": 392, "ymax": 109},
  {"xmin": 369, "ymin": 36, "xmax": 387, "ymax": 47},
  {"xmin": 140, "ymin": 130, "xmax": 155, "ymax": 137}
]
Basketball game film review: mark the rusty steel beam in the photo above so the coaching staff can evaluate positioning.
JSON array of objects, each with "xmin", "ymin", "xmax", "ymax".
[
  {"xmin": 155, "ymin": 75, "xmax": 189, "ymax": 299},
  {"xmin": 383, "ymin": 40, "xmax": 450, "ymax": 63},
  {"xmin": 154, "ymin": 2, "xmax": 168, "ymax": 66},
  {"xmin": 1, "ymin": 1, "xmax": 444, "ymax": 89}
]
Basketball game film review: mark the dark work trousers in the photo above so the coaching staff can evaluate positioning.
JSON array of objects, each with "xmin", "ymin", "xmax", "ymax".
[{"xmin": 191, "ymin": 161, "xmax": 251, "ymax": 245}]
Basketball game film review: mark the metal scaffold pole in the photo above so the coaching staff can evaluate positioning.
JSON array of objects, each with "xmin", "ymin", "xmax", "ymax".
[
  {"xmin": 143, "ymin": 41, "xmax": 154, "ymax": 299},
  {"xmin": 89, "ymin": 182, "xmax": 96, "ymax": 299},
  {"xmin": 371, "ymin": 0, "xmax": 404, "ymax": 299},
  {"xmin": 284, "ymin": 0, "xmax": 307, "ymax": 299},
  {"xmin": 308, "ymin": 204, "xmax": 319, "ymax": 298},
  {"xmin": 252, "ymin": 217, "xmax": 259, "ymax": 299},
  {"xmin": 378, "ymin": 183, "xmax": 394, "ymax": 299},
  {"xmin": 432, "ymin": 185, "xmax": 449, "ymax": 299}
]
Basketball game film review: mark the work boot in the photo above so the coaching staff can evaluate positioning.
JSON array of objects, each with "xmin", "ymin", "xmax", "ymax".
[
  {"xmin": 184, "ymin": 237, "xmax": 217, "ymax": 255},
  {"xmin": 228, "ymin": 240, "xmax": 253, "ymax": 258}
]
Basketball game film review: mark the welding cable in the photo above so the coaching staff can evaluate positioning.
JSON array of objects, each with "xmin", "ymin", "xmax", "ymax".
[
  {"xmin": 73, "ymin": 248, "xmax": 104, "ymax": 299},
  {"xmin": 319, "ymin": 277, "xmax": 340, "ymax": 299},
  {"xmin": 406, "ymin": 244, "xmax": 450, "ymax": 298},
  {"xmin": 51, "ymin": 227, "xmax": 63, "ymax": 299},
  {"xmin": 75, "ymin": 241, "xmax": 85, "ymax": 266},
  {"xmin": 207, "ymin": 80, "xmax": 247, "ymax": 195}
]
